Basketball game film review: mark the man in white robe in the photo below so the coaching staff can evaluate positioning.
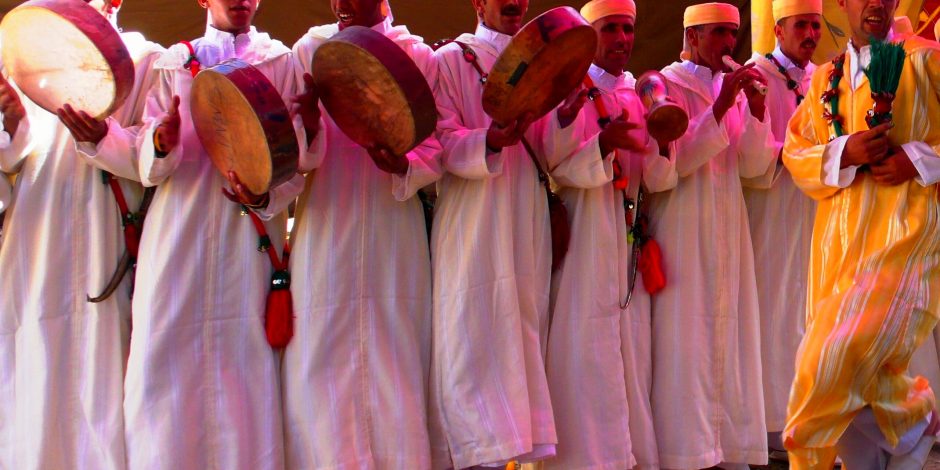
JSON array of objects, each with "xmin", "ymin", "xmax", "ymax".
[
  {"xmin": 0, "ymin": 1, "xmax": 163, "ymax": 467},
  {"xmin": 742, "ymin": 0, "xmax": 821, "ymax": 459},
  {"xmin": 542, "ymin": 1, "xmax": 676, "ymax": 469},
  {"xmin": 429, "ymin": 0, "xmax": 606, "ymax": 467},
  {"xmin": 0, "ymin": 173, "xmax": 8, "ymax": 215},
  {"xmin": 649, "ymin": 3, "xmax": 776, "ymax": 468},
  {"xmin": 124, "ymin": 1, "xmax": 302, "ymax": 468},
  {"xmin": 265, "ymin": 0, "xmax": 443, "ymax": 467}
]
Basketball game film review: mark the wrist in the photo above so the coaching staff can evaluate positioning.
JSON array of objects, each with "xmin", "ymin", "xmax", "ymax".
[
  {"xmin": 153, "ymin": 131, "xmax": 169, "ymax": 158},
  {"xmin": 244, "ymin": 192, "xmax": 270, "ymax": 210}
]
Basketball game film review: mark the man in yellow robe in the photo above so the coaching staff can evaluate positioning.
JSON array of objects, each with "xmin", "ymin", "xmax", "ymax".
[{"xmin": 782, "ymin": 0, "xmax": 940, "ymax": 467}]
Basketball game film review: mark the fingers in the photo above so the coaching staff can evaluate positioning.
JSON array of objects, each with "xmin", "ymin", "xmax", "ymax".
[
  {"xmin": 166, "ymin": 95, "xmax": 181, "ymax": 124},
  {"xmin": 866, "ymin": 121, "xmax": 893, "ymax": 138}
]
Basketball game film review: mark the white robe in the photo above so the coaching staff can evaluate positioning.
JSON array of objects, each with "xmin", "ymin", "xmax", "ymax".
[
  {"xmin": 648, "ymin": 60, "xmax": 775, "ymax": 468},
  {"xmin": 544, "ymin": 63, "xmax": 677, "ymax": 470},
  {"xmin": 275, "ymin": 19, "xmax": 442, "ymax": 470},
  {"xmin": 429, "ymin": 23, "xmax": 597, "ymax": 470},
  {"xmin": 0, "ymin": 32, "xmax": 162, "ymax": 470},
  {"xmin": 0, "ymin": 174, "xmax": 9, "ymax": 215},
  {"xmin": 743, "ymin": 48, "xmax": 817, "ymax": 434},
  {"xmin": 125, "ymin": 26, "xmax": 298, "ymax": 470}
]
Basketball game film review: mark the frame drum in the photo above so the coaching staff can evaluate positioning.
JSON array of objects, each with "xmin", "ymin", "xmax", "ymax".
[
  {"xmin": 311, "ymin": 25, "xmax": 436, "ymax": 157},
  {"xmin": 190, "ymin": 59, "xmax": 299, "ymax": 196},
  {"xmin": 0, "ymin": 0, "xmax": 134, "ymax": 119},
  {"xmin": 482, "ymin": 7, "xmax": 597, "ymax": 125}
]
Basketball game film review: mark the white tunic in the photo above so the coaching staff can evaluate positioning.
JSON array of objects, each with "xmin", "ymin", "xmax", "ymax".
[
  {"xmin": 276, "ymin": 19, "xmax": 442, "ymax": 469},
  {"xmin": 0, "ymin": 32, "xmax": 162, "ymax": 470},
  {"xmin": 544, "ymin": 63, "xmax": 677, "ymax": 470},
  {"xmin": 649, "ymin": 60, "xmax": 775, "ymax": 468},
  {"xmin": 125, "ymin": 26, "xmax": 297, "ymax": 470},
  {"xmin": 743, "ymin": 48, "xmax": 817, "ymax": 434},
  {"xmin": 429, "ymin": 23, "xmax": 597, "ymax": 470}
]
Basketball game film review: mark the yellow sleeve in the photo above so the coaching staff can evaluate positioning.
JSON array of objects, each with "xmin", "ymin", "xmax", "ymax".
[{"xmin": 782, "ymin": 75, "xmax": 842, "ymax": 201}]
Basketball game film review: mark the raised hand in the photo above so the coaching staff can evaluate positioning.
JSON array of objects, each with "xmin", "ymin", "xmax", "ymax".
[
  {"xmin": 291, "ymin": 73, "xmax": 321, "ymax": 145},
  {"xmin": 714, "ymin": 63, "xmax": 757, "ymax": 123},
  {"xmin": 870, "ymin": 146, "xmax": 918, "ymax": 185},
  {"xmin": 154, "ymin": 96, "xmax": 181, "ymax": 155},
  {"xmin": 486, "ymin": 112, "xmax": 535, "ymax": 152},
  {"xmin": 367, "ymin": 145, "xmax": 409, "ymax": 175},
  {"xmin": 599, "ymin": 109, "xmax": 643, "ymax": 156},
  {"xmin": 740, "ymin": 68, "xmax": 768, "ymax": 119},
  {"xmin": 557, "ymin": 86, "xmax": 590, "ymax": 128},
  {"xmin": 842, "ymin": 122, "xmax": 893, "ymax": 168},
  {"xmin": 0, "ymin": 74, "xmax": 25, "ymax": 137},
  {"xmin": 57, "ymin": 104, "xmax": 108, "ymax": 144}
]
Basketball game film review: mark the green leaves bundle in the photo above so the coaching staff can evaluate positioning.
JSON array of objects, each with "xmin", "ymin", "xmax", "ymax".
[{"xmin": 864, "ymin": 38, "xmax": 906, "ymax": 127}]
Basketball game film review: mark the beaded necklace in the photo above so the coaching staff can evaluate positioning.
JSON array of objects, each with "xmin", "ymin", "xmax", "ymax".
[
  {"xmin": 764, "ymin": 53, "xmax": 804, "ymax": 106},
  {"xmin": 821, "ymin": 53, "xmax": 847, "ymax": 140}
]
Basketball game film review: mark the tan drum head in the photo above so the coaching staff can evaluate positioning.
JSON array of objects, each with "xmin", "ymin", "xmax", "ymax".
[
  {"xmin": 0, "ymin": 0, "xmax": 133, "ymax": 119},
  {"xmin": 482, "ymin": 7, "xmax": 597, "ymax": 125},
  {"xmin": 312, "ymin": 26, "xmax": 436, "ymax": 157},
  {"xmin": 191, "ymin": 59, "xmax": 299, "ymax": 195}
]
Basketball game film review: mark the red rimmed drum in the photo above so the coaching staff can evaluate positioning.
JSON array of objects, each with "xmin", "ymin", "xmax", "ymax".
[
  {"xmin": 190, "ymin": 59, "xmax": 299, "ymax": 196},
  {"xmin": 0, "ymin": 0, "xmax": 134, "ymax": 119},
  {"xmin": 311, "ymin": 25, "xmax": 437, "ymax": 158},
  {"xmin": 482, "ymin": 6, "xmax": 597, "ymax": 125}
]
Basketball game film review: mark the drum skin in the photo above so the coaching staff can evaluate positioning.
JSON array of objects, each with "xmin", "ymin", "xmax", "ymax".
[
  {"xmin": 0, "ymin": 0, "xmax": 134, "ymax": 119},
  {"xmin": 190, "ymin": 59, "xmax": 299, "ymax": 196},
  {"xmin": 482, "ymin": 6, "xmax": 597, "ymax": 125},
  {"xmin": 311, "ymin": 25, "xmax": 436, "ymax": 158},
  {"xmin": 636, "ymin": 70, "xmax": 689, "ymax": 143}
]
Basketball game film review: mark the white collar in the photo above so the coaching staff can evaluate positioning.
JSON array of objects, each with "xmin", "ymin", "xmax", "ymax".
[
  {"xmin": 680, "ymin": 59, "xmax": 721, "ymax": 84},
  {"xmin": 588, "ymin": 63, "xmax": 630, "ymax": 92},
  {"xmin": 204, "ymin": 24, "xmax": 257, "ymax": 58},
  {"xmin": 771, "ymin": 45, "xmax": 807, "ymax": 81},
  {"xmin": 475, "ymin": 23, "xmax": 513, "ymax": 54},
  {"xmin": 370, "ymin": 17, "xmax": 394, "ymax": 34}
]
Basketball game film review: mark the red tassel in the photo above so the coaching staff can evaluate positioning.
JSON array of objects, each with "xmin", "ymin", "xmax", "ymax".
[
  {"xmin": 638, "ymin": 238, "xmax": 666, "ymax": 295},
  {"xmin": 123, "ymin": 224, "xmax": 140, "ymax": 258},
  {"xmin": 265, "ymin": 270, "xmax": 293, "ymax": 348}
]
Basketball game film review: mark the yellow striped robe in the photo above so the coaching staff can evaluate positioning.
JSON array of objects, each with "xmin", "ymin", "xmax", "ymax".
[{"xmin": 782, "ymin": 36, "xmax": 940, "ymax": 468}]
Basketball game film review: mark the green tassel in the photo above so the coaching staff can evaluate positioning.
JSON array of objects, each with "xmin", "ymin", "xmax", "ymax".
[{"xmin": 864, "ymin": 37, "xmax": 906, "ymax": 95}]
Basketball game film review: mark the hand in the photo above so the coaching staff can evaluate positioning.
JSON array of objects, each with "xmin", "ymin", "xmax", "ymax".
[
  {"xmin": 367, "ymin": 146, "xmax": 409, "ymax": 175},
  {"xmin": 870, "ymin": 146, "xmax": 918, "ymax": 185},
  {"xmin": 842, "ymin": 122, "xmax": 892, "ymax": 168},
  {"xmin": 291, "ymin": 73, "xmax": 321, "ymax": 145},
  {"xmin": 714, "ymin": 63, "xmax": 758, "ymax": 122},
  {"xmin": 57, "ymin": 104, "xmax": 108, "ymax": 144},
  {"xmin": 741, "ymin": 69, "xmax": 768, "ymax": 120},
  {"xmin": 599, "ymin": 110, "xmax": 643, "ymax": 157},
  {"xmin": 486, "ymin": 112, "xmax": 534, "ymax": 152},
  {"xmin": 226, "ymin": 170, "xmax": 268, "ymax": 207},
  {"xmin": 0, "ymin": 75, "xmax": 25, "ymax": 137},
  {"xmin": 154, "ymin": 96, "xmax": 181, "ymax": 154},
  {"xmin": 556, "ymin": 86, "xmax": 589, "ymax": 128}
]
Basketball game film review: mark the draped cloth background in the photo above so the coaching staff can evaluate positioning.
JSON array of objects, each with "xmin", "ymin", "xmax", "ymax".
[{"xmin": 0, "ymin": 0, "xmax": 751, "ymax": 75}]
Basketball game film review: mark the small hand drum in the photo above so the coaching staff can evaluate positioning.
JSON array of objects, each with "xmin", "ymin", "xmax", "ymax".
[
  {"xmin": 0, "ymin": 0, "xmax": 134, "ymax": 119},
  {"xmin": 482, "ymin": 7, "xmax": 597, "ymax": 125},
  {"xmin": 636, "ymin": 71, "xmax": 688, "ymax": 143},
  {"xmin": 312, "ymin": 26, "xmax": 437, "ymax": 158},
  {"xmin": 190, "ymin": 59, "xmax": 299, "ymax": 195}
]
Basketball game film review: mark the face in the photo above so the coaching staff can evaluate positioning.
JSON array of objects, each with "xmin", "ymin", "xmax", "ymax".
[
  {"xmin": 472, "ymin": 0, "xmax": 529, "ymax": 36},
  {"xmin": 688, "ymin": 22, "xmax": 738, "ymax": 72},
  {"xmin": 202, "ymin": 0, "xmax": 259, "ymax": 35},
  {"xmin": 839, "ymin": 0, "xmax": 898, "ymax": 45},
  {"xmin": 84, "ymin": 0, "xmax": 121, "ymax": 19},
  {"xmin": 775, "ymin": 14, "xmax": 822, "ymax": 67},
  {"xmin": 593, "ymin": 15, "xmax": 635, "ymax": 76},
  {"xmin": 332, "ymin": 0, "xmax": 385, "ymax": 30}
]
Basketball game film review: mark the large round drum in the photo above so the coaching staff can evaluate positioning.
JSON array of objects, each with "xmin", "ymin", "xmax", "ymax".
[
  {"xmin": 311, "ymin": 25, "xmax": 436, "ymax": 157},
  {"xmin": 482, "ymin": 7, "xmax": 597, "ymax": 125},
  {"xmin": 0, "ymin": 0, "xmax": 134, "ymax": 119},
  {"xmin": 190, "ymin": 59, "xmax": 299, "ymax": 196}
]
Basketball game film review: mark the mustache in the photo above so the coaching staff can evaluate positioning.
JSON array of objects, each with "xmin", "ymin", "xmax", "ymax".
[{"xmin": 501, "ymin": 5, "xmax": 522, "ymax": 16}]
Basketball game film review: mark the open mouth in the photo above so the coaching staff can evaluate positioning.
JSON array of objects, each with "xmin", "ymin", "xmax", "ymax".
[
  {"xmin": 337, "ymin": 11, "xmax": 354, "ymax": 23},
  {"xmin": 501, "ymin": 7, "xmax": 522, "ymax": 19},
  {"xmin": 230, "ymin": 5, "xmax": 251, "ymax": 13},
  {"xmin": 864, "ymin": 14, "xmax": 886, "ymax": 30}
]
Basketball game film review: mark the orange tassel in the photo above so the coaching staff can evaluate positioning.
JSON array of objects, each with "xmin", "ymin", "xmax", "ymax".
[
  {"xmin": 638, "ymin": 238, "xmax": 666, "ymax": 295},
  {"xmin": 265, "ymin": 270, "xmax": 293, "ymax": 348}
]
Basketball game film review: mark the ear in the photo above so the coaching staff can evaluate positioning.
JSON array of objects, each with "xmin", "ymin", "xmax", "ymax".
[
  {"xmin": 773, "ymin": 21, "xmax": 784, "ymax": 42},
  {"xmin": 471, "ymin": 0, "xmax": 485, "ymax": 16},
  {"xmin": 837, "ymin": 0, "xmax": 846, "ymax": 9},
  {"xmin": 197, "ymin": 0, "xmax": 208, "ymax": 8},
  {"xmin": 685, "ymin": 27, "xmax": 698, "ymax": 48}
]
